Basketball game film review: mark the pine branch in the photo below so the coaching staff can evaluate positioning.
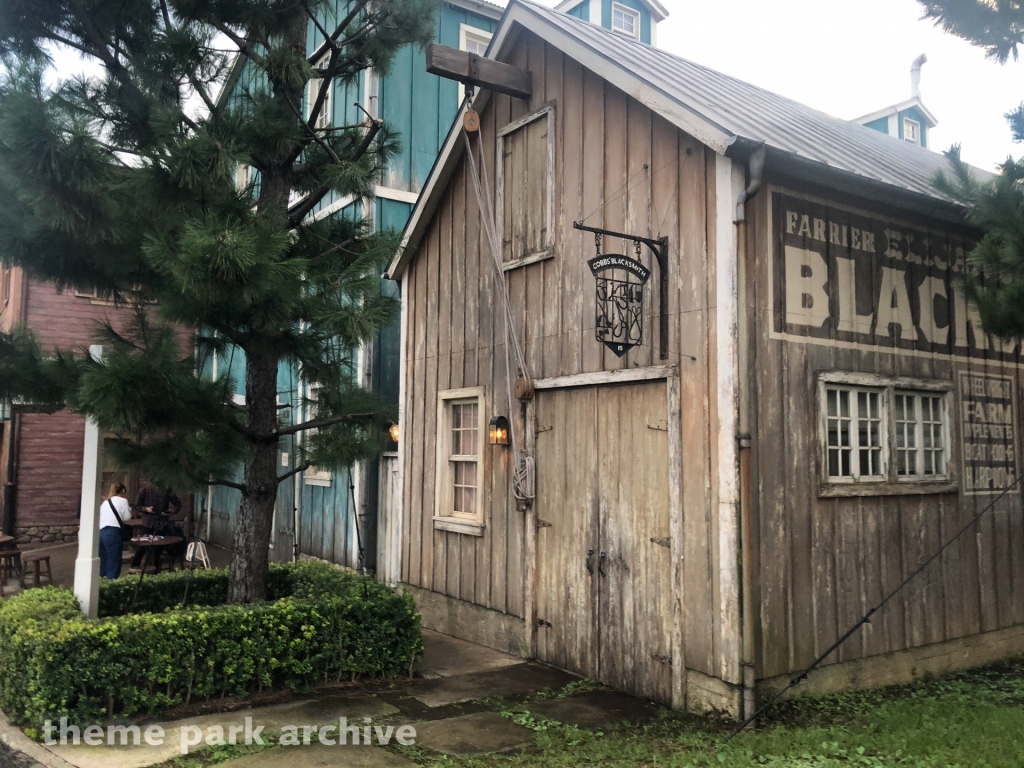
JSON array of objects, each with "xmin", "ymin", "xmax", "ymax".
[
  {"xmin": 272, "ymin": 412, "xmax": 384, "ymax": 438},
  {"xmin": 278, "ymin": 463, "xmax": 311, "ymax": 484},
  {"xmin": 65, "ymin": 0, "xmax": 200, "ymax": 133}
]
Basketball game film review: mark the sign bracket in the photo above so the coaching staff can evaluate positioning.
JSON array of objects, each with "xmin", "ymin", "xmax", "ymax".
[{"xmin": 574, "ymin": 221, "xmax": 669, "ymax": 360}]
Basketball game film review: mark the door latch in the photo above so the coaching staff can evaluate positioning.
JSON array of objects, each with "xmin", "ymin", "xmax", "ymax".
[
  {"xmin": 599, "ymin": 551, "xmax": 607, "ymax": 577},
  {"xmin": 585, "ymin": 549, "xmax": 594, "ymax": 575}
]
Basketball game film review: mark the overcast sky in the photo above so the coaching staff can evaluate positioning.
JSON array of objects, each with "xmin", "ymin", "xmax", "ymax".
[
  {"xmin": 45, "ymin": 0, "xmax": 1021, "ymax": 171},
  {"xmin": 646, "ymin": 0, "xmax": 1021, "ymax": 172}
]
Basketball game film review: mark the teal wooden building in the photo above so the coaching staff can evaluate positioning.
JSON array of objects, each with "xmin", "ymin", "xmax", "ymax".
[
  {"xmin": 854, "ymin": 54, "xmax": 937, "ymax": 149},
  {"xmin": 204, "ymin": 0, "xmax": 670, "ymax": 575}
]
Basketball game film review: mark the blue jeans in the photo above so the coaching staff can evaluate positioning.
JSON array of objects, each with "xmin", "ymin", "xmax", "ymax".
[{"xmin": 99, "ymin": 526, "xmax": 123, "ymax": 579}]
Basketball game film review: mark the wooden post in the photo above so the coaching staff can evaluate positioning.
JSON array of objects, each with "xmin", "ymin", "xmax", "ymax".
[
  {"xmin": 73, "ymin": 345, "xmax": 104, "ymax": 619},
  {"xmin": 667, "ymin": 375, "xmax": 687, "ymax": 708}
]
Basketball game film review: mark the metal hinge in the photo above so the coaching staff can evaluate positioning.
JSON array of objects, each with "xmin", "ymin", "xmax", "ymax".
[
  {"xmin": 650, "ymin": 537, "xmax": 671, "ymax": 548},
  {"xmin": 537, "ymin": 618, "xmax": 552, "ymax": 628},
  {"xmin": 536, "ymin": 519, "xmax": 552, "ymax": 529}
]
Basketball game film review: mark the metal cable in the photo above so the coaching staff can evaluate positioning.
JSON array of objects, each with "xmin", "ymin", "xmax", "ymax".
[{"xmin": 730, "ymin": 472, "xmax": 1024, "ymax": 738}]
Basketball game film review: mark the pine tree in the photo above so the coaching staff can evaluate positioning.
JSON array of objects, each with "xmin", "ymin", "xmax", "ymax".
[
  {"xmin": 919, "ymin": 0, "xmax": 1024, "ymax": 338},
  {"xmin": 0, "ymin": 0, "xmax": 439, "ymax": 602}
]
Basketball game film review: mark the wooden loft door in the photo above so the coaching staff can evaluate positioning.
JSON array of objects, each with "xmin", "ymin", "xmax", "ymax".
[{"xmin": 534, "ymin": 381, "xmax": 673, "ymax": 703}]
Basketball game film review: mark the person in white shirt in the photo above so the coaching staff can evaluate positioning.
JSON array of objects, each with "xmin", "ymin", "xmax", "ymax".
[{"xmin": 99, "ymin": 483, "xmax": 131, "ymax": 579}]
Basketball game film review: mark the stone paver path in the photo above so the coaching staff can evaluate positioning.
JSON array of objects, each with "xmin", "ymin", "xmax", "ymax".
[{"xmin": 16, "ymin": 628, "xmax": 666, "ymax": 768}]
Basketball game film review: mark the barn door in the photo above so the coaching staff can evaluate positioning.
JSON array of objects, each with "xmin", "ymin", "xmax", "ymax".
[
  {"xmin": 534, "ymin": 381, "xmax": 673, "ymax": 704},
  {"xmin": 535, "ymin": 386, "xmax": 600, "ymax": 679},
  {"xmin": 595, "ymin": 383, "xmax": 673, "ymax": 703}
]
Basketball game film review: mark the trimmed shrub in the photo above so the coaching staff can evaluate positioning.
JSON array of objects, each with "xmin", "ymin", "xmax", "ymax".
[{"xmin": 0, "ymin": 562, "xmax": 421, "ymax": 727}]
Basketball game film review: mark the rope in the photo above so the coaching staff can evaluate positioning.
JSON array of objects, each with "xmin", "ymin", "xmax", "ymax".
[
  {"xmin": 729, "ymin": 471, "xmax": 1024, "ymax": 739},
  {"xmin": 463, "ymin": 130, "xmax": 535, "ymax": 500}
]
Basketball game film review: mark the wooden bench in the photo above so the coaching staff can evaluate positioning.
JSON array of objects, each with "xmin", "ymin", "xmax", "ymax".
[{"xmin": 21, "ymin": 553, "xmax": 52, "ymax": 589}]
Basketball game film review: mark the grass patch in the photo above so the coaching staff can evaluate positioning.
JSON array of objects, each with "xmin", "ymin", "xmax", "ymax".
[{"xmin": 404, "ymin": 658, "xmax": 1024, "ymax": 767}]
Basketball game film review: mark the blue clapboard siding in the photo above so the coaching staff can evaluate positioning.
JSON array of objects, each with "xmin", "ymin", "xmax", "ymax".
[
  {"xmin": 383, "ymin": 7, "xmax": 498, "ymax": 192},
  {"xmin": 566, "ymin": 2, "xmax": 588, "ymax": 19}
]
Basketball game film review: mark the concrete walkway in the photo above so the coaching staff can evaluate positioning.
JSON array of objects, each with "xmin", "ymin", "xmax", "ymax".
[{"xmin": 6, "ymin": 629, "xmax": 660, "ymax": 768}]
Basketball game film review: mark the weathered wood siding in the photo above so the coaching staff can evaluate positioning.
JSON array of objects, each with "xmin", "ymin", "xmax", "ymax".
[
  {"xmin": 399, "ymin": 32, "xmax": 726, "ymax": 681},
  {"xmin": 748, "ymin": 180, "xmax": 1024, "ymax": 682}
]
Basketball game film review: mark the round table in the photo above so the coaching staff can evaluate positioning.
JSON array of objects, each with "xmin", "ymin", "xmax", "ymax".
[
  {"xmin": 129, "ymin": 535, "xmax": 183, "ymax": 570},
  {"xmin": 127, "ymin": 536, "xmax": 184, "ymax": 609}
]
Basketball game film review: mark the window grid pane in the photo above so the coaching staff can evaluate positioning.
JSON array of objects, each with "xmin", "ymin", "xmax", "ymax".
[
  {"xmin": 826, "ymin": 387, "xmax": 853, "ymax": 479},
  {"xmin": 449, "ymin": 399, "xmax": 480, "ymax": 519},
  {"xmin": 921, "ymin": 395, "xmax": 945, "ymax": 476}
]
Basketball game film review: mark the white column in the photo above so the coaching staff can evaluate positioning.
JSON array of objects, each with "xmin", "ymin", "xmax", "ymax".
[{"xmin": 73, "ymin": 345, "xmax": 104, "ymax": 619}]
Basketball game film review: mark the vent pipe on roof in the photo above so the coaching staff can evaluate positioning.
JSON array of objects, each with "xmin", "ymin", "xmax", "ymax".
[{"xmin": 910, "ymin": 54, "xmax": 927, "ymax": 98}]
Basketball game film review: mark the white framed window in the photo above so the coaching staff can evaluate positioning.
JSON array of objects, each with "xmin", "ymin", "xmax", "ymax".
[
  {"xmin": 434, "ymin": 387, "xmax": 486, "ymax": 535},
  {"xmin": 303, "ymin": 383, "xmax": 332, "ymax": 486},
  {"xmin": 819, "ymin": 372, "xmax": 953, "ymax": 495},
  {"xmin": 457, "ymin": 24, "xmax": 493, "ymax": 106},
  {"xmin": 894, "ymin": 392, "xmax": 948, "ymax": 478},
  {"xmin": 903, "ymin": 117, "xmax": 920, "ymax": 144},
  {"xmin": 496, "ymin": 105, "xmax": 555, "ymax": 270},
  {"xmin": 307, "ymin": 54, "xmax": 332, "ymax": 130},
  {"xmin": 824, "ymin": 386, "xmax": 885, "ymax": 482},
  {"xmin": 611, "ymin": 2, "xmax": 640, "ymax": 39}
]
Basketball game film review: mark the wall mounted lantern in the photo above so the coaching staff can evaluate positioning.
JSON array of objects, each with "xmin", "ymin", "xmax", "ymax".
[
  {"xmin": 488, "ymin": 416, "xmax": 510, "ymax": 447},
  {"xmin": 388, "ymin": 422, "xmax": 400, "ymax": 444}
]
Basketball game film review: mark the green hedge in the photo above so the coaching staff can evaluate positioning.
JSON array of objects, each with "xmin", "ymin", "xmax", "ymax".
[{"xmin": 0, "ymin": 562, "xmax": 421, "ymax": 727}]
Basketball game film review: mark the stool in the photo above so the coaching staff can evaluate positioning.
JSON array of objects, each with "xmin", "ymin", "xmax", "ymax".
[
  {"xmin": 21, "ymin": 554, "xmax": 52, "ymax": 589},
  {"xmin": 0, "ymin": 550, "xmax": 22, "ymax": 590}
]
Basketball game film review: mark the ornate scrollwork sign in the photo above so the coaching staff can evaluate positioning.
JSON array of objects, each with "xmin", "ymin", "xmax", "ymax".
[{"xmin": 588, "ymin": 248, "xmax": 651, "ymax": 358}]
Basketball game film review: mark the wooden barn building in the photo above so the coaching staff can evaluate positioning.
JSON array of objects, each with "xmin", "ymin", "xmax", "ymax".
[{"xmin": 384, "ymin": 0, "xmax": 1023, "ymax": 717}]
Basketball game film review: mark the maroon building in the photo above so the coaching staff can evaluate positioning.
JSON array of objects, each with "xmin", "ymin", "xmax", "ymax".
[{"xmin": 0, "ymin": 266, "xmax": 191, "ymax": 546}]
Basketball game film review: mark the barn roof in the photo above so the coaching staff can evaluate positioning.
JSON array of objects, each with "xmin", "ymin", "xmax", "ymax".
[{"xmin": 388, "ymin": 0, "xmax": 986, "ymax": 278}]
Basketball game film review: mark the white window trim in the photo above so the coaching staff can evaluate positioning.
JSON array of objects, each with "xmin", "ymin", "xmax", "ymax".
[
  {"xmin": 903, "ymin": 117, "xmax": 921, "ymax": 144},
  {"xmin": 611, "ymin": 2, "xmax": 641, "ymax": 40},
  {"xmin": 434, "ymin": 387, "xmax": 486, "ymax": 535},
  {"xmin": 457, "ymin": 24, "xmax": 493, "ymax": 106},
  {"xmin": 894, "ymin": 391, "xmax": 950, "ymax": 481},
  {"xmin": 307, "ymin": 53, "xmax": 332, "ymax": 130},
  {"xmin": 820, "ymin": 383, "xmax": 888, "ymax": 484},
  {"xmin": 303, "ymin": 382, "xmax": 332, "ymax": 486},
  {"xmin": 818, "ymin": 371, "xmax": 957, "ymax": 497},
  {"xmin": 495, "ymin": 104, "xmax": 556, "ymax": 269}
]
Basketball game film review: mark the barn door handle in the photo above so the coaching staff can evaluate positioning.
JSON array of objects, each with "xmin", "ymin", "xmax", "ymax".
[
  {"xmin": 585, "ymin": 549, "xmax": 594, "ymax": 575},
  {"xmin": 599, "ymin": 551, "xmax": 607, "ymax": 577}
]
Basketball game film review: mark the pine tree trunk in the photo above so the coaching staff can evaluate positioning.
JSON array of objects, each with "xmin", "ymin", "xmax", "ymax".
[{"xmin": 228, "ymin": 349, "xmax": 280, "ymax": 603}]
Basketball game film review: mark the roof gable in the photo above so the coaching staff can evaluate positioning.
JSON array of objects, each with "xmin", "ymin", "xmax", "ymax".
[{"xmin": 389, "ymin": 0, "xmax": 984, "ymax": 278}]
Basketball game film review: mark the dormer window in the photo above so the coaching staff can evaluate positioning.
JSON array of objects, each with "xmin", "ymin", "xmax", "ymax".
[
  {"xmin": 611, "ymin": 3, "xmax": 640, "ymax": 39},
  {"xmin": 903, "ymin": 117, "xmax": 920, "ymax": 144}
]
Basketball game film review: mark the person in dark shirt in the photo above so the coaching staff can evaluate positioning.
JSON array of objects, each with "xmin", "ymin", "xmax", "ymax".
[
  {"xmin": 136, "ymin": 486, "xmax": 182, "ymax": 517},
  {"xmin": 130, "ymin": 485, "xmax": 183, "ymax": 571}
]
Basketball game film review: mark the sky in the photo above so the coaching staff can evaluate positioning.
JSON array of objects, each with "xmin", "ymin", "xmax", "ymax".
[
  {"xmin": 44, "ymin": 0, "xmax": 1022, "ymax": 172},
  {"xmin": 642, "ymin": 0, "xmax": 1022, "ymax": 172}
]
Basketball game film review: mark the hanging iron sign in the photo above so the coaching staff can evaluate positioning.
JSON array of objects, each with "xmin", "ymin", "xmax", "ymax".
[{"xmin": 588, "ymin": 251, "xmax": 650, "ymax": 357}]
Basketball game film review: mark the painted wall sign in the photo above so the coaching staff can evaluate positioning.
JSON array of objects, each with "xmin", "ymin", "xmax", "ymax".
[
  {"xmin": 958, "ymin": 372, "xmax": 1018, "ymax": 495},
  {"xmin": 589, "ymin": 254, "xmax": 650, "ymax": 357},
  {"xmin": 772, "ymin": 192, "xmax": 1021, "ymax": 361}
]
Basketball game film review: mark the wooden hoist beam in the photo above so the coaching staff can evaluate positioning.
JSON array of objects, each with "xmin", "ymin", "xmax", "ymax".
[{"xmin": 426, "ymin": 43, "xmax": 533, "ymax": 100}]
